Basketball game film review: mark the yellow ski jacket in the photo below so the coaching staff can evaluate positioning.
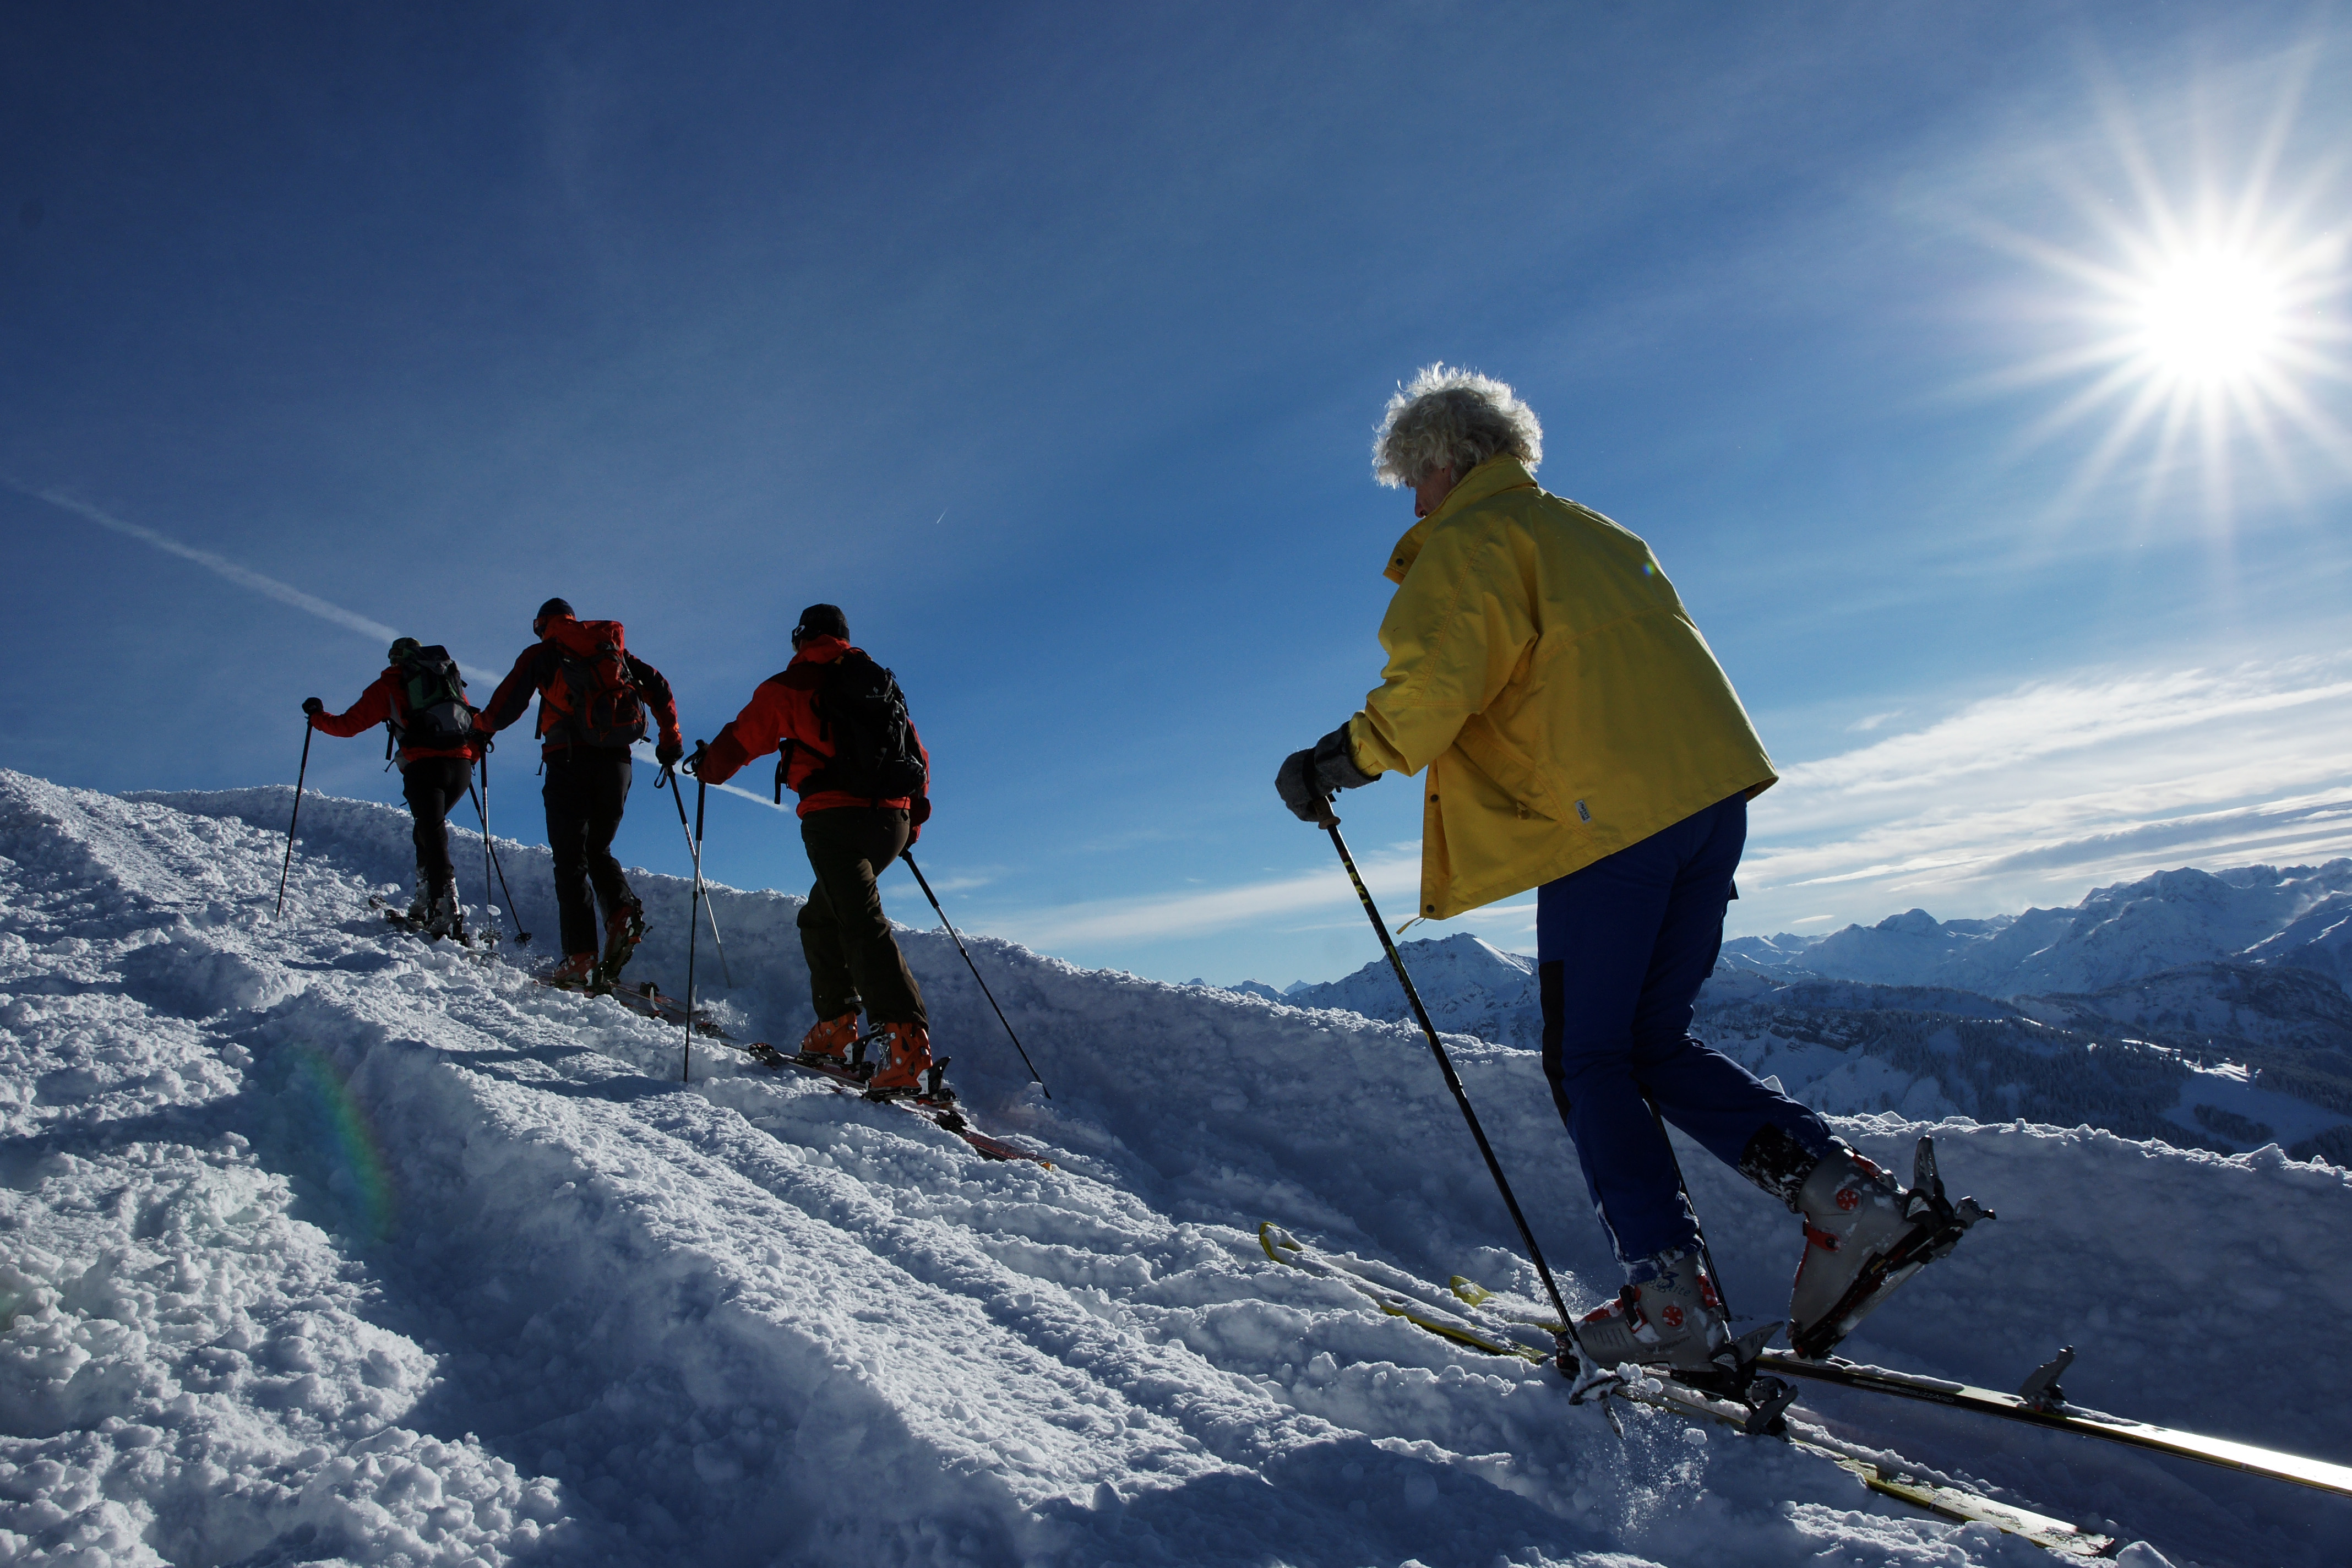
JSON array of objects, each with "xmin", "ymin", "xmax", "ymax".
[{"xmin": 1345, "ymin": 456, "xmax": 1777, "ymax": 919}]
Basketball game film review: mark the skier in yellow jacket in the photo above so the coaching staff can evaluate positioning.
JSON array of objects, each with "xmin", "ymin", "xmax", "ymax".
[{"xmin": 1277, "ymin": 365, "xmax": 1987, "ymax": 1380}]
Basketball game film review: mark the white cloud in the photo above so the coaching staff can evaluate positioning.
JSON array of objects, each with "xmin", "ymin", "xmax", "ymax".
[
  {"xmin": 1735, "ymin": 657, "xmax": 2352, "ymax": 932},
  {"xmin": 992, "ymin": 657, "xmax": 2352, "ymax": 958},
  {"xmin": 986, "ymin": 839, "xmax": 1424, "ymax": 949}
]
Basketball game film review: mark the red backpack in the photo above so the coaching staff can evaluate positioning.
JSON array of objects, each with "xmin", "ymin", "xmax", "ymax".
[{"xmin": 537, "ymin": 619, "xmax": 649, "ymax": 749}]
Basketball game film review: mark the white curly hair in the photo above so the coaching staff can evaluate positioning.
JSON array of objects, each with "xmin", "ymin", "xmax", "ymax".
[{"xmin": 1371, "ymin": 363, "xmax": 1544, "ymax": 487}]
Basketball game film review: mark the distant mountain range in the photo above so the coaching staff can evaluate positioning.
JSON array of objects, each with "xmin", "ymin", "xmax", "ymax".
[
  {"xmin": 1218, "ymin": 859, "xmax": 2352, "ymax": 1167},
  {"xmin": 1722, "ymin": 860, "xmax": 2352, "ymax": 995}
]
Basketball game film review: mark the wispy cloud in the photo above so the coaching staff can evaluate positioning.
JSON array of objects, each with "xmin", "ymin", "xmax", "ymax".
[
  {"xmin": 20, "ymin": 483, "xmax": 803, "ymax": 812},
  {"xmin": 1738, "ymin": 657, "xmax": 2352, "ymax": 930},
  {"xmin": 986, "ymin": 656, "xmax": 2352, "ymax": 958},
  {"xmin": 986, "ymin": 840, "xmax": 1424, "ymax": 949},
  {"xmin": 26, "ymin": 484, "xmax": 402, "ymax": 643}
]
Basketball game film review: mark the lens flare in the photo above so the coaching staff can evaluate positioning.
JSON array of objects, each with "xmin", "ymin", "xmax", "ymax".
[{"xmin": 287, "ymin": 1045, "xmax": 398, "ymax": 1242}]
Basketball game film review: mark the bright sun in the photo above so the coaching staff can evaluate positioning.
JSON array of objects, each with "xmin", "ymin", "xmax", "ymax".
[
  {"xmin": 1984, "ymin": 89, "xmax": 2350, "ymax": 520},
  {"xmin": 2131, "ymin": 249, "xmax": 2290, "ymax": 385}
]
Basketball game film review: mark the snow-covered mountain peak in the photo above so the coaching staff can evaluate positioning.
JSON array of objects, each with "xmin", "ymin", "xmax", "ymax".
[
  {"xmin": 1773, "ymin": 858, "xmax": 2352, "ymax": 997},
  {"xmin": 1281, "ymin": 931, "xmax": 1543, "ymax": 1049}
]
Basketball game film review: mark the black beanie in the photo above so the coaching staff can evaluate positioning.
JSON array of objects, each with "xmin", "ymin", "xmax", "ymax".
[
  {"xmin": 793, "ymin": 603, "xmax": 850, "ymax": 643},
  {"xmin": 536, "ymin": 597, "xmax": 575, "ymax": 624}
]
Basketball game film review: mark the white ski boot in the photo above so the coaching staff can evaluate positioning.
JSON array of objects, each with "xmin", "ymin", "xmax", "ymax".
[
  {"xmin": 1787, "ymin": 1136, "xmax": 1991, "ymax": 1359},
  {"xmin": 423, "ymin": 886, "xmax": 467, "ymax": 945},
  {"xmin": 1573, "ymin": 1249, "xmax": 1732, "ymax": 1378}
]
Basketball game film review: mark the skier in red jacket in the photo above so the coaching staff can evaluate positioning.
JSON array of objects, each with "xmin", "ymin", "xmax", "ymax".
[
  {"xmin": 303, "ymin": 638, "xmax": 481, "ymax": 941},
  {"xmin": 473, "ymin": 598, "xmax": 684, "ymax": 988},
  {"xmin": 692, "ymin": 603, "xmax": 936, "ymax": 1095}
]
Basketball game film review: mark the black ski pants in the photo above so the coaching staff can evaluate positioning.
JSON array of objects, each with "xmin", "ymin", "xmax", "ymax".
[
  {"xmin": 799, "ymin": 806, "xmax": 927, "ymax": 1028},
  {"xmin": 543, "ymin": 747, "xmax": 636, "ymax": 958},
  {"xmin": 400, "ymin": 756, "xmax": 473, "ymax": 897}
]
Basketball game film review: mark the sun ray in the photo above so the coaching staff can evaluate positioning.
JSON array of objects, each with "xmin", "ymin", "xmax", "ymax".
[{"xmin": 1975, "ymin": 64, "xmax": 2349, "ymax": 531}]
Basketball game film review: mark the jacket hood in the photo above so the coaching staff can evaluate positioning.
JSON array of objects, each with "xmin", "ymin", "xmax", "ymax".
[
  {"xmin": 789, "ymin": 635, "xmax": 853, "ymax": 666},
  {"xmin": 1381, "ymin": 456, "xmax": 1540, "ymax": 584}
]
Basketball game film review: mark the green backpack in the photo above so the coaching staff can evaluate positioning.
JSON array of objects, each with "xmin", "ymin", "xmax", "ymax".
[{"xmin": 387, "ymin": 639, "xmax": 475, "ymax": 750}]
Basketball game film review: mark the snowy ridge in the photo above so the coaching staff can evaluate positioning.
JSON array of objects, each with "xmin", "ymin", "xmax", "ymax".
[
  {"xmin": 2, "ymin": 770, "xmax": 2348, "ymax": 1565},
  {"xmin": 1268, "ymin": 907, "xmax": 2352, "ymax": 1165},
  {"xmin": 1766, "ymin": 863, "xmax": 2352, "ymax": 997},
  {"xmin": 1272, "ymin": 934, "xmax": 1543, "ymax": 1052}
]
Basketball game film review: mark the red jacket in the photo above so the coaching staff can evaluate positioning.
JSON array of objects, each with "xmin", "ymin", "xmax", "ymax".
[
  {"xmin": 475, "ymin": 614, "xmax": 683, "ymax": 759},
  {"xmin": 311, "ymin": 668, "xmax": 480, "ymax": 767},
  {"xmin": 700, "ymin": 636, "xmax": 930, "ymax": 821}
]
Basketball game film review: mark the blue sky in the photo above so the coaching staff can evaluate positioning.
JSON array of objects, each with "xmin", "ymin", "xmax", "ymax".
[{"xmin": 5, "ymin": 2, "xmax": 2348, "ymax": 989}]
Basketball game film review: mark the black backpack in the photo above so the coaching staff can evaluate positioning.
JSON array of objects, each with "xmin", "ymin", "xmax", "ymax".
[
  {"xmin": 780, "ymin": 650, "xmax": 927, "ymax": 805},
  {"xmin": 390, "ymin": 645, "xmax": 476, "ymax": 751}
]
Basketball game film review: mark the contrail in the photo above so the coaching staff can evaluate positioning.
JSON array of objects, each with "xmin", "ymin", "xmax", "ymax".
[
  {"xmin": 24, "ymin": 484, "xmax": 401, "ymax": 644},
  {"xmin": 18, "ymin": 480, "xmax": 791, "ymax": 813}
]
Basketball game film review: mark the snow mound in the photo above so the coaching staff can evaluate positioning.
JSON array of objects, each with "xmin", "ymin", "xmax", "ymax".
[{"xmin": 3, "ymin": 769, "xmax": 2347, "ymax": 1566}]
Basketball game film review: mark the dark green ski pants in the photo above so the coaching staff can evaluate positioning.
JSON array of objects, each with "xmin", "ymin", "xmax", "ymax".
[{"xmin": 799, "ymin": 806, "xmax": 927, "ymax": 1028}]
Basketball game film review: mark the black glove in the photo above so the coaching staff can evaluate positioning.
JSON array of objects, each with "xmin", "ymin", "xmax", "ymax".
[
  {"xmin": 1276, "ymin": 723, "xmax": 1378, "ymax": 822},
  {"xmin": 682, "ymin": 739, "xmax": 709, "ymax": 777},
  {"xmin": 302, "ymin": 697, "xmax": 324, "ymax": 716},
  {"xmin": 655, "ymin": 737, "xmax": 684, "ymax": 767},
  {"xmin": 909, "ymin": 796, "xmax": 932, "ymax": 827}
]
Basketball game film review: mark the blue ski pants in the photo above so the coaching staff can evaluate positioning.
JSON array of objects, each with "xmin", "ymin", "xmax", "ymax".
[{"xmin": 1537, "ymin": 792, "xmax": 1836, "ymax": 1278}]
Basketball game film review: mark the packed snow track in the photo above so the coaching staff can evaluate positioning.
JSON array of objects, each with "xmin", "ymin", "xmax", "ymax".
[{"xmin": 2, "ymin": 771, "xmax": 2347, "ymax": 1566}]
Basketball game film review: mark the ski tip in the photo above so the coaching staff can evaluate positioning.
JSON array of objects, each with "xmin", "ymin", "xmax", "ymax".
[{"xmin": 1257, "ymin": 1221, "xmax": 1301, "ymax": 1261}]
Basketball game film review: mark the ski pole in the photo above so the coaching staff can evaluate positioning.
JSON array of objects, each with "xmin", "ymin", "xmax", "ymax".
[
  {"xmin": 275, "ymin": 722, "xmax": 314, "ymax": 917},
  {"xmin": 478, "ymin": 749, "xmax": 494, "ymax": 943},
  {"xmin": 468, "ymin": 778, "xmax": 531, "ymax": 944},
  {"xmin": 665, "ymin": 765, "xmax": 732, "ymax": 987},
  {"xmin": 900, "ymin": 849, "xmax": 1051, "ymax": 1099},
  {"xmin": 1308, "ymin": 795, "xmax": 1581, "ymax": 1365},
  {"xmin": 679, "ymin": 757, "xmax": 709, "ymax": 1084}
]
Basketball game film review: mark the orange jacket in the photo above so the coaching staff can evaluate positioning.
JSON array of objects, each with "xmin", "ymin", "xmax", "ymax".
[
  {"xmin": 309, "ymin": 668, "xmax": 480, "ymax": 767},
  {"xmin": 699, "ymin": 636, "xmax": 929, "ymax": 821}
]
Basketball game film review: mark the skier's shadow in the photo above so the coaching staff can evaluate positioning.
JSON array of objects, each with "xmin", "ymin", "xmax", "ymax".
[{"xmin": 1047, "ymin": 1434, "xmax": 1618, "ymax": 1566}]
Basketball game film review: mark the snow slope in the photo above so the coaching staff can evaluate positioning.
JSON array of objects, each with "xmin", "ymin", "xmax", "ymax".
[{"xmin": 4, "ymin": 770, "xmax": 2349, "ymax": 1566}]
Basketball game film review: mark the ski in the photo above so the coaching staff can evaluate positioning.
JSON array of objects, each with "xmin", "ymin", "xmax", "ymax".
[
  {"xmin": 1756, "ymin": 1350, "xmax": 2352, "ymax": 1499},
  {"xmin": 1257, "ymin": 1223, "xmax": 2116, "ymax": 1559},
  {"xmin": 1439, "ymin": 1260, "xmax": 2352, "ymax": 1499},
  {"xmin": 1447, "ymin": 1278, "xmax": 2352, "ymax": 1498},
  {"xmin": 581, "ymin": 978, "xmax": 1053, "ymax": 1169},
  {"xmin": 1259, "ymin": 1221, "xmax": 1552, "ymax": 1363},
  {"xmin": 365, "ymin": 897, "xmax": 1050, "ymax": 1167},
  {"xmin": 367, "ymin": 894, "xmax": 489, "ymax": 955}
]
